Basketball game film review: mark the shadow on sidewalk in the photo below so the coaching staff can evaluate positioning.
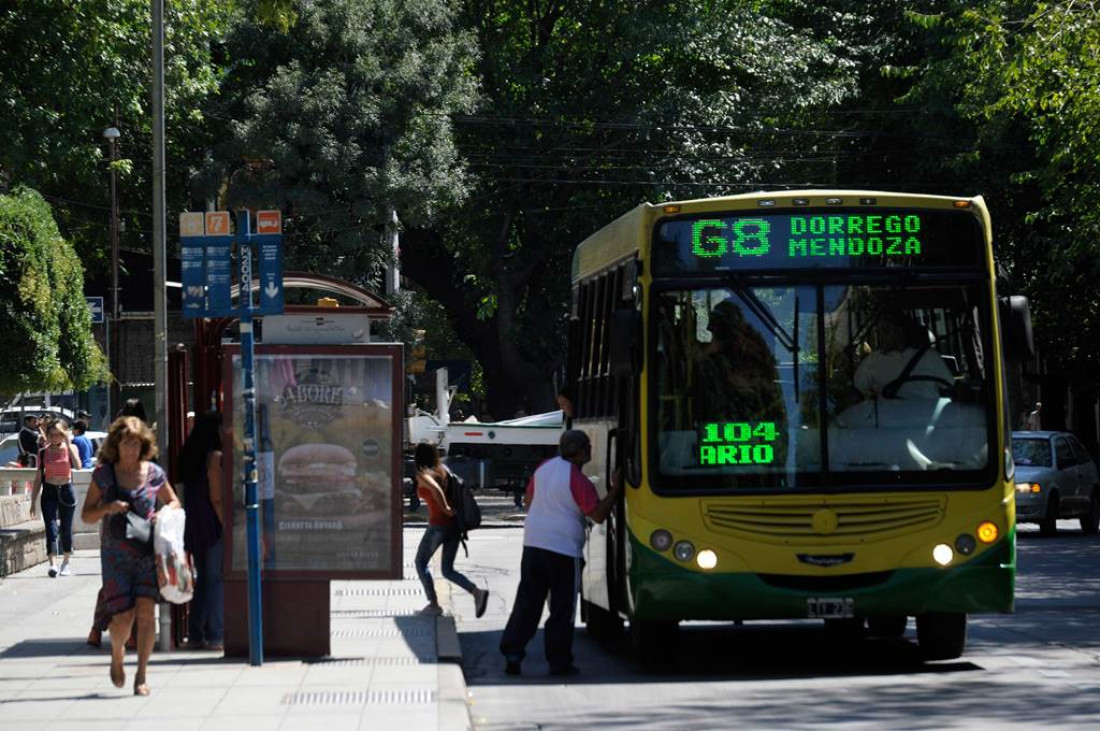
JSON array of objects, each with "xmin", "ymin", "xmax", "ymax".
[{"xmin": 0, "ymin": 637, "xmax": 93, "ymax": 659}]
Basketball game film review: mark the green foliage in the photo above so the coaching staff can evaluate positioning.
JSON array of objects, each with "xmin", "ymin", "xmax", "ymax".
[
  {"xmin": 0, "ymin": 0, "xmax": 232, "ymax": 267},
  {"xmin": 900, "ymin": 1, "xmax": 1100, "ymax": 385},
  {"xmin": 211, "ymin": 0, "xmax": 479, "ymax": 283},
  {"xmin": 0, "ymin": 188, "xmax": 108, "ymax": 396}
]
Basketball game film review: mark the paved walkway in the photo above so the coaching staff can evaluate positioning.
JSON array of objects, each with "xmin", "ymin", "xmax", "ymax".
[{"xmin": 0, "ymin": 527, "xmax": 473, "ymax": 730}]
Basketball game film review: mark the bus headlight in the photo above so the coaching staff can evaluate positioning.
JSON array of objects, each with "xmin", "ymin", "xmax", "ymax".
[
  {"xmin": 696, "ymin": 549, "xmax": 718, "ymax": 570},
  {"xmin": 977, "ymin": 521, "xmax": 999, "ymax": 544},
  {"xmin": 673, "ymin": 541, "xmax": 695, "ymax": 562},
  {"xmin": 650, "ymin": 530, "xmax": 673, "ymax": 552},
  {"xmin": 932, "ymin": 544, "xmax": 954, "ymax": 566}
]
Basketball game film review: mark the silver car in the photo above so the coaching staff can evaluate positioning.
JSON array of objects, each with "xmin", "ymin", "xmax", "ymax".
[{"xmin": 1013, "ymin": 431, "xmax": 1100, "ymax": 535}]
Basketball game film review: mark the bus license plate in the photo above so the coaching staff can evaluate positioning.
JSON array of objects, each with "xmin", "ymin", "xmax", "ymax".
[{"xmin": 807, "ymin": 597, "xmax": 855, "ymax": 619}]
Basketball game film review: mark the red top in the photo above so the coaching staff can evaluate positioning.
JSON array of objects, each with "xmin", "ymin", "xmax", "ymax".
[
  {"xmin": 417, "ymin": 471, "xmax": 455, "ymax": 527},
  {"xmin": 41, "ymin": 445, "xmax": 74, "ymax": 485}
]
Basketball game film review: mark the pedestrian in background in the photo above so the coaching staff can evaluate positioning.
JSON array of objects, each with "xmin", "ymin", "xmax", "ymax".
[
  {"xmin": 178, "ymin": 411, "xmax": 225, "ymax": 651},
  {"xmin": 81, "ymin": 416, "xmax": 180, "ymax": 696},
  {"xmin": 413, "ymin": 442, "xmax": 489, "ymax": 618},
  {"xmin": 1025, "ymin": 401, "xmax": 1042, "ymax": 430},
  {"xmin": 119, "ymin": 397, "xmax": 148, "ymax": 423},
  {"xmin": 29, "ymin": 419, "xmax": 81, "ymax": 577},
  {"xmin": 499, "ymin": 429, "xmax": 621, "ymax": 676},
  {"xmin": 17, "ymin": 414, "xmax": 45, "ymax": 467},
  {"xmin": 71, "ymin": 419, "xmax": 95, "ymax": 469}
]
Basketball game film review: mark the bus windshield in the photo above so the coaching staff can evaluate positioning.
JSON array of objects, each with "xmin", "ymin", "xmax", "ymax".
[{"xmin": 653, "ymin": 282, "xmax": 994, "ymax": 491}]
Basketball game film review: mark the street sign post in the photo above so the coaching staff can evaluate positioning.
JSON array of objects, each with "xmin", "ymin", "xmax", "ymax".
[
  {"xmin": 85, "ymin": 296, "xmax": 105, "ymax": 325},
  {"xmin": 178, "ymin": 209, "xmax": 284, "ymax": 666}
]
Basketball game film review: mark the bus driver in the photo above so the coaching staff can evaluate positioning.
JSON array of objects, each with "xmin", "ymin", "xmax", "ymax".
[{"xmin": 853, "ymin": 312, "xmax": 953, "ymax": 400}]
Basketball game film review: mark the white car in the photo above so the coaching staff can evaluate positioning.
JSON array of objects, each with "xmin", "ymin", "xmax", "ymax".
[
  {"xmin": 0, "ymin": 406, "xmax": 77, "ymax": 437},
  {"xmin": 0, "ymin": 431, "xmax": 108, "ymax": 468}
]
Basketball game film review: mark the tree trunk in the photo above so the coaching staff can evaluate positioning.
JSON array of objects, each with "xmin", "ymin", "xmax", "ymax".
[{"xmin": 400, "ymin": 228, "xmax": 555, "ymax": 420}]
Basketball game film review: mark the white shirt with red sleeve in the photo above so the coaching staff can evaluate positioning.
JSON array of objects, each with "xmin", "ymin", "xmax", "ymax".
[{"xmin": 523, "ymin": 456, "xmax": 600, "ymax": 558}]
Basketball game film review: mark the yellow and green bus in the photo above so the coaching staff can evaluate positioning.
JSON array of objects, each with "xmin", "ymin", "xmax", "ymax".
[{"xmin": 568, "ymin": 190, "xmax": 1033, "ymax": 662}]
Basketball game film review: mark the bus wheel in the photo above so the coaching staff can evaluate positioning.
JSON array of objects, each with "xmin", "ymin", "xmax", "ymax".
[
  {"xmin": 1080, "ymin": 494, "xmax": 1100, "ymax": 535},
  {"xmin": 1040, "ymin": 494, "xmax": 1060, "ymax": 536},
  {"xmin": 583, "ymin": 600, "xmax": 623, "ymax": 641},
  {"xmin": 630, "ymin": 619, "xmax": 678, "ymax": 667},
  {"xmin": 867, "ymin": 615, "xmax": 908, "ymax": 638},
  {"xmin": 916, "ymin": 612, "xmax": 967, "ymax": 660}
]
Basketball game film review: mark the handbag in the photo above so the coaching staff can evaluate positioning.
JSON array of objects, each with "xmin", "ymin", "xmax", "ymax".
[
  {"xmin": 123, "ymin": 511, "xmax": 153, "ymax": 545},
  {"xmin": 105, "ymin": 465, "xmax": 154, "ymax": 550}
]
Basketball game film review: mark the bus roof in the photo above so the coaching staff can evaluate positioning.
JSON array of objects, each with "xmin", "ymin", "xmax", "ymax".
[{"xmin": 571, "ymin": 190, "xmax": 988, "ymax": 284}]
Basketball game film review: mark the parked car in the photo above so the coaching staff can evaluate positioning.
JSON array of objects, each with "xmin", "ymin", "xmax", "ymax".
[
  {"xmin": 0, "ymin": 406, "xmax": 76, "ymax": 436},
  {"xmin": 1013, "ymin": 430, "xmax": 1100, "ymax": 535},
  {"xmin": 0, "ymin": 430, "xmax": 107, "ymax": 468}
]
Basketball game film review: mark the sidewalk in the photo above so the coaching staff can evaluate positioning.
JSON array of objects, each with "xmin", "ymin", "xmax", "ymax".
[{"xmin": 0, "ymin": 527, "xmax": 473, "ymax": 730}]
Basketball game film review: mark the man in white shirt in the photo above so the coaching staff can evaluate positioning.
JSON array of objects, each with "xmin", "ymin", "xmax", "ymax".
[
  {"xmin": 853, "ymin": 314, "xmax": 953, "ymax": 400},
  {"xmin": 499, "ymin": 430, "xmax": 621, "ymax": 676}
]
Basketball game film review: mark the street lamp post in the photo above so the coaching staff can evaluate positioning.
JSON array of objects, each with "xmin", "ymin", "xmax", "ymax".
[{"xmin": 104, "ymin": 126, "xmax": 121, "ymax": 416}]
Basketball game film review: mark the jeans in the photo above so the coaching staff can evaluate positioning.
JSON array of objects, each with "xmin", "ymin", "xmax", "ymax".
[
  {"xmin": 415, "ymin": 525, "xmax": 476, "ymax": 604},
  {"xmin": 40, "ymin": 484, "xmax": 75, "ymax": 555},
  {"xmin": 188, "ymin": 537, "xmax": 224, "ymax": 644}
]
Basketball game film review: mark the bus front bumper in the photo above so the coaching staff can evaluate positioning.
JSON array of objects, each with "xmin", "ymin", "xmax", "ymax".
[{"xmin": 628, "ymin": 533, "xmax": 1015, "ymax": 621}]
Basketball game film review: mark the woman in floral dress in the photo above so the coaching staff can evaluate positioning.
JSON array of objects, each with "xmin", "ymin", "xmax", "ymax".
[{"xmin": 81, "ymin": 416, "xmax": 180, "ymax": 696}]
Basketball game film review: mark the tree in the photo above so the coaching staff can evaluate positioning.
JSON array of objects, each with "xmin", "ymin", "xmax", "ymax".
[
  {"xmin": 0, "ymin": 188, "xmax": 108, "ymax": 396},
  {"xmin": 0, "ymin": 0, "xmax": 232, "ymax": 269},
  {"xmin": 401, "ymin": 0, "xmax": 865, "ymax": 416},
  {"xmin": 896, "ymin": 2, "xmax": 1100, "ymax": 431},
  {"xmin": 210, "ymin": 0, "xmax": 479, "ymax": 279}
]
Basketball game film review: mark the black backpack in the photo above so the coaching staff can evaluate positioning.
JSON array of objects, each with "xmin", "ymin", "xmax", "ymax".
[{"xmin": 445, "ymin": 468, "xmax": 481, "ymax": 551}]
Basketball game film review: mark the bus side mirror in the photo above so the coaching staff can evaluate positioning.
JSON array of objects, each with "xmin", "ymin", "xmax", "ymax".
[
  {"xmin": 610, "ymin": 309, "xmax": 642, "ymax": 377},
  {"xmin": 1000, "ymin": 295, "xmax": 1034, "ymax": 361}
]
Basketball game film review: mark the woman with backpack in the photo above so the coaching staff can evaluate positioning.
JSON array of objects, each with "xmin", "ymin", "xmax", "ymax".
[{"xmin": 413, "ymin": 442, "xmax": 489, "ymax": 617}]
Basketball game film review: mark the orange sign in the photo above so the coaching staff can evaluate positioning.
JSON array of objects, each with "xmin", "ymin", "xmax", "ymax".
[
  {"xmin": 257, "ymin": 210, "xmax": 282, "ymax": 234},
  {"xmin": 205, "ymin": 211, "xmax": 231, "ymax": 235},
  {"xmin": 179, "ymin": 212, "xmax": 204, "ymax": 238}
]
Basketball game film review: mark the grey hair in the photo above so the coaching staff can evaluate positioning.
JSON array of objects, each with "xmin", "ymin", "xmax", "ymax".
[{"xmin": 559, "ymin": 429, "xmax": 591, "ymax": 459}]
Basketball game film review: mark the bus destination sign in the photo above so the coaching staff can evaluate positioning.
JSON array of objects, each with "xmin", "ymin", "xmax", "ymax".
[{"xmin": 654, "ymin": 209, "xmax": 982, "ymax": 273}]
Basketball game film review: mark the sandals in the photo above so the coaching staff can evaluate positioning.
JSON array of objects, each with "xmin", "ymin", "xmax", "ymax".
[{"xmin": 133, "ymin": 677, "xmax": 150, "ymax": 696}]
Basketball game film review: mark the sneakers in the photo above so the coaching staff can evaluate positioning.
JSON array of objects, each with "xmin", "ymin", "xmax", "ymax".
[
  {"xmin": 474, "ymin": 588, "xmax": 489, "ymax": 618},
  {"xmin": 504, "ymin": 659, "xmax": 522, "ymax": 676},
  {"xmin": 417, "ymin": 604, "xmax": 443, "ymax": 616},
  {"xmin": 59, "ymin": 561, "xmax": 71, "ymax": 576},
  {"xmin": 47, "ymin": 565, "xmax": 58, "ymax": 578}
]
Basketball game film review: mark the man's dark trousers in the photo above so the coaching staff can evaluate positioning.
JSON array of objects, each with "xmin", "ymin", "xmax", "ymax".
[{"xmin": 500, "ymin": 545, "xmax": 580, "ymax": 672}]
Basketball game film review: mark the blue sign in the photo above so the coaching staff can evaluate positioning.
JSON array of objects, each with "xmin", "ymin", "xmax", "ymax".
[
  {"xmin": 180, "ymin": 238, "xmax": 207, "ymax": 316},
  {"xmin": 86, "ymin": 296, "xmax": 105, "ymax": 324},
  {"xmin": 178, "ymin": 210, "xmax": 283, "ymax": 320},
  {"xmin": 255, "ymin": 234, "xmax": 284, "ymax": 314},
  {"xmin": 206, "ymin": 235, "xmax": 234, "ymax": 313}
]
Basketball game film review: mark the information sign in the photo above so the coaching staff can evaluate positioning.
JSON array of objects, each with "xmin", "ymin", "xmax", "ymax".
[{"xmin": 85, "ymin": 296, "xmax": 105, "ymax": 324}]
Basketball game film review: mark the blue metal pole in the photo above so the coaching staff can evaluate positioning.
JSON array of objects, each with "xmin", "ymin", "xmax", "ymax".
[{"xmin": 237, "ymin": 210, "xmax": 264, "ymax": 666}]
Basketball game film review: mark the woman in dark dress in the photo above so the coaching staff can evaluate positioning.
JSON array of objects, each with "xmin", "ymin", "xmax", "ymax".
[
  {"xmin": 81, "ymin": 416, "xmax": 180, "ymax": 696},
  {"xmin": 177, "ymin": 411, "xmax": 225, "ymax": 651}
]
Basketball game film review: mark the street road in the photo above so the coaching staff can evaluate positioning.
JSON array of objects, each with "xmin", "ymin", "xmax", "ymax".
[{"xmin": 454, "ymin": 492, "xmax": 1100, "ymax": 730}]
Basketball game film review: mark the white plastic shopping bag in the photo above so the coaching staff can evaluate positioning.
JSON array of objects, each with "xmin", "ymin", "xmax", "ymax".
[{"xmin": 154, "ymin": 505, "xmax": 195, "ymax": 604}]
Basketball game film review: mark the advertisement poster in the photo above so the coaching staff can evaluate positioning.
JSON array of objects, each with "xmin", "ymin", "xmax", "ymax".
[{"xmin": 225, "ymin": 345, "xmax": 402, "ymax": 578}]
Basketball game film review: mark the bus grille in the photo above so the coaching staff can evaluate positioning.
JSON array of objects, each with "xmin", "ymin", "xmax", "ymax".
[{"xmin": 701, "ymin": 496, "xmax": 946, "ymax": 545}]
